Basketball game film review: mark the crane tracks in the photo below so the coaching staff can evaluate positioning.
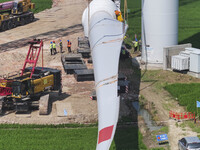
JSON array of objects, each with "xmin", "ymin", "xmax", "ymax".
[{"xmin": 0, "ymin": 24, "xmax": 83, "ymax": 53}]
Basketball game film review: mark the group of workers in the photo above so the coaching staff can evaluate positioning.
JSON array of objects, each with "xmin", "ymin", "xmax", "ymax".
[
  {"xmin": 49, "ymin": 40, "xmax": 72, "ymax": 55},
  {"xmin": 48, "ymin": 10, "xmax": 138, "ymax": 56},
  {"xmin": 114, "ymin": 9, "xmax": 140, "ymax": 52}
]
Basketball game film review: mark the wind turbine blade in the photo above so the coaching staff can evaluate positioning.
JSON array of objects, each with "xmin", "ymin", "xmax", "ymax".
[{"xmin": 82, "ymin": 0, "xmax": 127, "ymax": 149}]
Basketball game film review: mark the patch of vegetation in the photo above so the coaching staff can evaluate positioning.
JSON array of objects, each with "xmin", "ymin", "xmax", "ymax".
[
  {"xmin": 115, "ymin": 127, "xmax": 147, "ymax": 150},
  {"xmin": 179, "ymin": 122, "xmax": 187, "ymax": 129},
  {"xmin": 0, "ymin": 123, "xmax": 98, "ymax": 129},
  {"xmin": 138, "ymin": 131, "xmax": 148, "ymax": 150},
  {"xmin": 0, "ymin": 0, "xmax": 11, "ymax": 2},
  {"xmin": 162, "ymin": 102, "xmax": 175, "ymax": 111},
  {"xmin": 179, "ymin": 0, "xmax": 200, "ymax": 48},
  {"xmin": 121, "ymin": 0, "xmax": 141, "ymax": 49},
  {"xmin": 119, "ymin": 116, "xmax": 133, "ymax": 123},
  {"xmin": 175, "ymin": 122, "xmax": 179, "ymax": 127},
  {"xmin": 32, "ymin": 0, "xmax": 52, "ymax": 13},
  {"xmin": 150, "ymin": 148, "xmax": 165, "ymax": 150},
  {"xmin": 0, "ymin": 126, "xmax": 98, "ymax": 150},
  {"xmin": 155, "ymin": 126, "xmax": 168, "ymax": 135},
  {"xmin": 184, "ymin": 121, "xmax": 200, "ymax": 134},
  {"xmin": 139, "ymin": 94, "xmax": 147, "ymax": 107},
  {"xmin": 0, "ymin": 124, "xmax": 146, "ymax": 150},
  {"xmin": 177, "ymin": 120, "xmax": 200, "ymax": 138},
  {"xmin": 165, "ymin": 83, "xmax": 200, "ymax": 114}
]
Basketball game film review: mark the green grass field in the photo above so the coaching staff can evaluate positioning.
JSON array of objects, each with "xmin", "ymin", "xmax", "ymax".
[
  {"xmin": 165, "ymin": 83, "xmax": 200, "ymax": 114},
  {"xmin": 0, "ymin": 0, "xmax": 52, "ymax": 13},
  {"xmin": 0, "ymin": 124, "xmax": 145, "ymax": 150},
  {"xmin": 122, "ymin": 0, "xmax": 200, "ymax": 48},
  {"xmin": 31, "ymin": 0, "xmax": 52, "ymax": 13}
]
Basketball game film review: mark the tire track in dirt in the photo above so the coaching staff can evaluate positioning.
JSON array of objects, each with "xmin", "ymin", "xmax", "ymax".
[{"xmin": 0, "ymin": 24, "xmax": 82, "ymax": 52}]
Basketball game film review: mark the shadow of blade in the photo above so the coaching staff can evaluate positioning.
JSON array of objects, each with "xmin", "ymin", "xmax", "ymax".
[
  {"xmin": 179, "ymin": 0, "xmax": 197, "ymax": 6},
  {"xmin": 114, "ymin": 56, "xmax": 143, "ymax": 150},
  {"xmin": 140, "ymin": 80, "xmax": 158, "ymax": 92},
  {"xmin": 114, "ymin": 126, "xmax": 139, "ymax": 150},
  {"xmin": 179, "ymin": 32, "xmax": 200, "ymax": 48}
]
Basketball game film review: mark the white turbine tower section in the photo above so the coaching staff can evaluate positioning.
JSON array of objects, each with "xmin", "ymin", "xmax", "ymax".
[
  {"xmin": 142, "ymin": 0, "xmax": 179, "ymax": 63},
  {"xmin": 82, "ymin": 0, "xmax": 126, "ymax": 149}
]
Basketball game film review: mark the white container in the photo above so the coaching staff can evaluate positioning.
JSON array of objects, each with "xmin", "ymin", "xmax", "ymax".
[
  {"xmin": 185, "ymin": 47, "xmax": 200, "ymax": 52},
  {"xmin": 171, "ymin": 55, "xmax": 189, "ymax": 71},
  {"xmin": 190, "ymin": 50, "xmax": 200, "ymax": 73},
  {"xmin": 142, "ymin": 0, "xmax": 179, "ymax": 63},
  {"xmin": 179, "ymin": 50, "xmax": 193, "ymax": 58}
]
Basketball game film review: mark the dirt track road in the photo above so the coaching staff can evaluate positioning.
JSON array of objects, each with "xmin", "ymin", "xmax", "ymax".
[{"xmin": 0, "ymin": 0, "xmax": 87, "ymax": 52}]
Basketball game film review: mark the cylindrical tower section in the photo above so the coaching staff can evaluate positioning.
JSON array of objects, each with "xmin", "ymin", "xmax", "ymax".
[{"xmin": 142, "ymin": 0, "xmax": 179, "ymax": 63}]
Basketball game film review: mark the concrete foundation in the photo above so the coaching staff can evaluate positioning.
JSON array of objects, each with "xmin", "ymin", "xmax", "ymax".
[
  {"xmin": 188, "ymin": 71, "xmax": 200, "ymax": 79},
  {"xmin": 134, "ymin": 57, "xmax": 163, "ymax": 70}
]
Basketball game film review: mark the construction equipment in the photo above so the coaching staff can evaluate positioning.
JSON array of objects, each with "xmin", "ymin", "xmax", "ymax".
[
  {"xmin": 0, "ymin": 0, "xmax": 35, "ymax": 31},
  {"xmin": 0, "ymin": 39, "xmax": 62, "ymax": 115}
]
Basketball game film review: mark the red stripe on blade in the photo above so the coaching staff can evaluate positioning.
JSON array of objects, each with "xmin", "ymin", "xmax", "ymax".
[{"xmin": 98, "ymin": 125, "xmax": 114, "ymax": 144}]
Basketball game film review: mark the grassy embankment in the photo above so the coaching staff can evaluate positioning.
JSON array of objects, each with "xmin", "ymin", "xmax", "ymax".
[
  {"xmin": 0, "ymin": 0, "xmax": 52, "ymax": 13},
  {"xmin": 122, "ymin": 0, "xmax": 200, "ymax": 49},
  {"xmin": 0, "ymin": 124, "xmax": 146, "ymax": 150},
  {"xmin": 165, "ymin": 83, "xmax": 200, "ymax": 115}
]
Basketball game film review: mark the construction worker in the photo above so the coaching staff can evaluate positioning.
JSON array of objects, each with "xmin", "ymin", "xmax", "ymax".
[
  {"xmin": 67, "ymin": 40, "xmax": 72, "ymax": 53},
  {"xmin": 53, "ymin": 41, "xmax": 57, "ymax": 55},
  {"xmin": 134, "ymin": 38, "xmax": 139, "ymax": 52},
  {"xmin": 50, "ymin": 42, "xmax": 53, "ymax": 55},
  {"xmin": 115, "ymin": 10, "xmax": 124, "ymax": 22},
  {"xmin": 59, "ymin": 40, "xmax": 63, "ymax": 53}
]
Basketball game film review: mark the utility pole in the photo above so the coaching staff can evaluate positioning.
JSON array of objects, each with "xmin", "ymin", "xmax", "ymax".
[
  {"xmin": 88, "ymin": 0, "xmax": 90, "ymax": 38},
  {"xmin": 123, "ymin": 0, "xmax": 127, "ymax": 34}
]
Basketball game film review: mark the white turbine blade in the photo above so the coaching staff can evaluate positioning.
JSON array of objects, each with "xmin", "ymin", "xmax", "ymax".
[{"xmin": 82, "ymin": 0, "xmax": 127, "ymax": 149}]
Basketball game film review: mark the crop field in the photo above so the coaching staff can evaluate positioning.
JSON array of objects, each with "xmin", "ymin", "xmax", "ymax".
[
  {"xmin": 0, "ymin": 124, "xmax": 145, "ymax": 150},
  {"xmin": 165, "ymin": 83, "xmax": 200, "ymax": 114},
  {"xmin": 31, "ymin": 0, "xmax": 52, "ymax": 13},
  {"xmin": 122, "ymin": 0, "xmax": 200, "ymax": 48},
  {"xmin": 0, "ymin": 0, "xmax": 52, "ymax": 13}
]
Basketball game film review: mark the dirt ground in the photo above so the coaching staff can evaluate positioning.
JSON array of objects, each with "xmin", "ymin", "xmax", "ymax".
[
  {"xmin": 0, "ymin": 0, "xmax": 97, "ymax": 124},
  {"xmin": 139, "ymin": 71, "xmax": 198, "ymax": 150},
  {"xmin": 0, "ymin": 0, "xmax": 132, "ymax": 125}
]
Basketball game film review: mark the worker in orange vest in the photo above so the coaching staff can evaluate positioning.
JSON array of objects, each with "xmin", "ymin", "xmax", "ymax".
[
  {"xmin": 67, "ymin": 40, "xmax": 72, "ymax": 53},
  {"xmin": 115, "ymin": 10, "xmax": 124, "ymax": 22}
]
